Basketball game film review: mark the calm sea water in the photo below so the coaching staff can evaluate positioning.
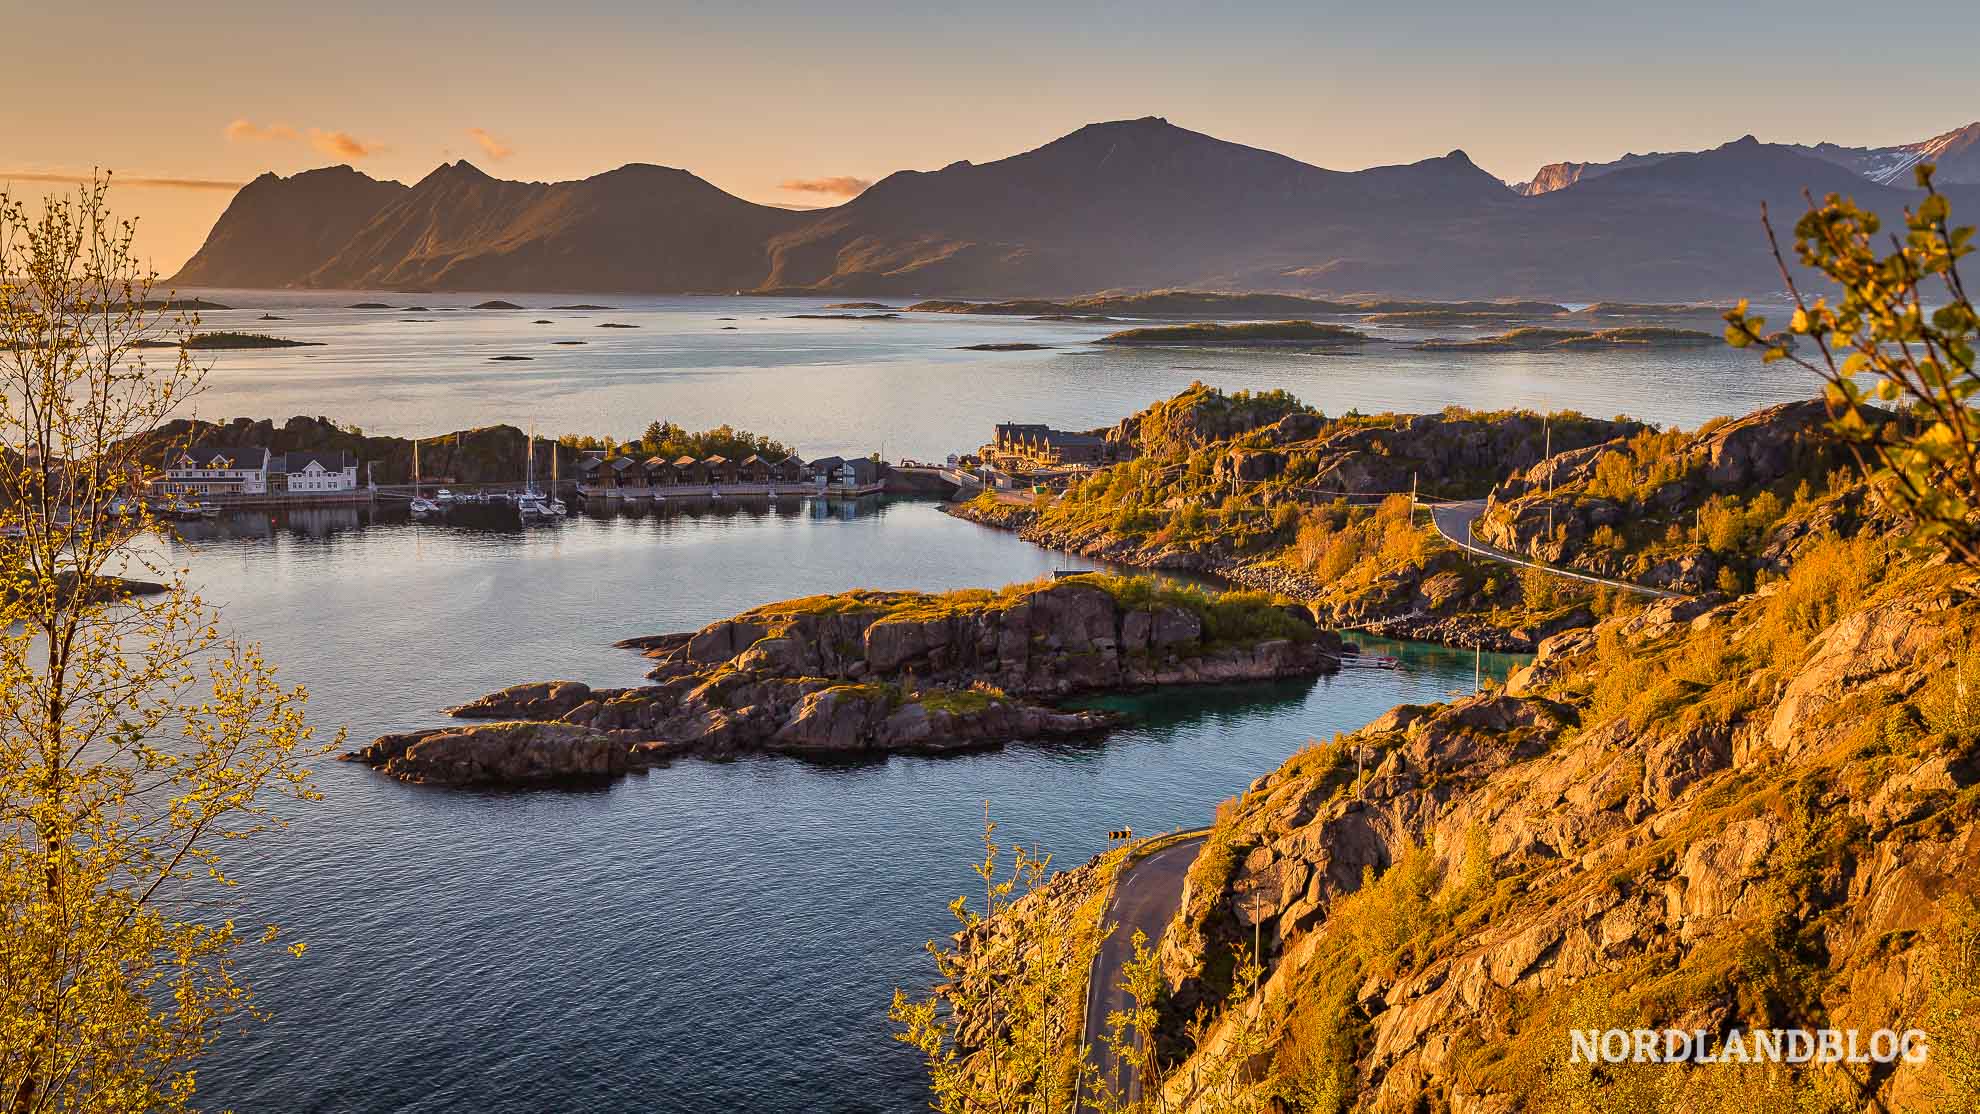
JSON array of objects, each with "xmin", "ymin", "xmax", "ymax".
[
  {"xmin": 175, "ymin": 290, "xmax": 1815, "ymax": 460},
  {"xmin": 169, "ymin": 501, "xmax": 1519, "ymax": 1114},
  {"xmin": 149, "ymin": 293, "xmax": 1810, "ymax": 1112}
]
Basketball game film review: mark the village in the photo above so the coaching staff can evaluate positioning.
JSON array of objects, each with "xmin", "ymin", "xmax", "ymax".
[{"xmin": 141, "ymin": 418, "xmax": 1128, "ymax": 518}]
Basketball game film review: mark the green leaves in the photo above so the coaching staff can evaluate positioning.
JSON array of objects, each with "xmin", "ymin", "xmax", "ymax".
[{"xmin": 1740, "ymin": 162, "xmax": 1980, "ymax": 568}]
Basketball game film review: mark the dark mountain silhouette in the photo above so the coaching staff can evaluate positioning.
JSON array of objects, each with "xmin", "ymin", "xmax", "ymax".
[
  {"xmin": 170, "ymin": 117, "xmax": 1979, "ymax": 301},
  {"xmin": 296, "ymin": 160, "xmax": 807, "ymax": 291},
  {"xmin": 1515, "ymin": 121, "xmax": 1980, "ymax": 195},
  {"xmin": 171, "ymin": 166, "xmax": 408, "ymax": 289}
]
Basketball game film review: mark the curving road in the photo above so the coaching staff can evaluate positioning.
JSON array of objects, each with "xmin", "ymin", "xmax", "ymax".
[
  {"xmin": 1426, "ymin": 499, "xmax": 1684, "ymax": 600},
  {"xmin": 1082, "ymin": 835, "xmax": 1206, "ymax": 1109}
]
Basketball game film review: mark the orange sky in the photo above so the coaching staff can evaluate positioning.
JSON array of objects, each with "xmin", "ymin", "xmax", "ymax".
[{"xmin": 4, "ymin": 0, "xmax": 1971, "ymax": 276}]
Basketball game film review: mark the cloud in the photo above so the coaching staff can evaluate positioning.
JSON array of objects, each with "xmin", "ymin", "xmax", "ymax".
[
  {"xmin": 307, "ymin": 129, "xmax": 377, "ymax": 159},
  {"xmin": 0, "ymin": 169, "xmax": 246, "ymax": 191},
  {"xmin": 224, "ymin": 118, "xmax": 299, "ymax": 143},
  {"xmin": 467, "ymin": 128, "xmax": 514, "ymax": 160},
  {"xmin": 778, "ymin": 175, "xmax": 871, "ymax": 198},
  {"xmin": 225, "ymin": 118, "xmax": 380, "ymax": 160}
]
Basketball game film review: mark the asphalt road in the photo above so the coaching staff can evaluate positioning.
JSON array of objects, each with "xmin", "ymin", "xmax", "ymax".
[
  {"xmin": 1426, "ymin": 499, "xmax": 1683, "ymax": 600},
  {"xmin": 1082, "ymin": 835, "xmax": 1206, "ymax": 1108}
]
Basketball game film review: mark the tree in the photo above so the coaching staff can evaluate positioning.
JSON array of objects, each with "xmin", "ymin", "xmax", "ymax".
[
  {"xmin": 0, "ymin": 177, "xmax": 333, "ymax": 1112},
  {"xmin": 890, "ymin": 812, "xmax": 1103, "ymax": 1112},
  {"xmin": 1725, "ymin": 164, "xmax": 1978, "ymax": 566}
]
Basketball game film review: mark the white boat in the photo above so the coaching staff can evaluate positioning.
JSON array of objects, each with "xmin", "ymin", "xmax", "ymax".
[
  {"xmin": 409, "ymin": 441, "xmax": 441, "ymax": 516},
  {"xmin": 517, "ymin": 423, "xmax": 560, "ymax": 522},
  {"xmin": 545, "ymin": 448, "xmax": 567, "ymax": 515},
  {"xmin": 435, "ymin": 487, "xmax": 455, "ymax": 505}
]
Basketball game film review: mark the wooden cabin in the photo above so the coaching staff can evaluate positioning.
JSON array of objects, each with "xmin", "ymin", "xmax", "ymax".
[
  {"xmin": 737, "ymin": 455, "xmax": 771, "ymax": 484},
  {"xmin": 643, "ymin": 456, "xmax": 678, "ymax": 486},
  {"xmin": 673, "ymin": 455, "xmax": 707, "ymax": 485},
  {"xmin": 603, "ymin": 455, "xmax": 639, "ymax": 489},
  {"xmin": 769, "ymin": 455, "xmax": 804, "ymax": 484},
  {"xmin": 703, "ymin": 455, "xmax": 737, "ymax": 485}
]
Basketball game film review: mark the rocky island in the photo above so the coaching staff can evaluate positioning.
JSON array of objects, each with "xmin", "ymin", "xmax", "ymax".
[
  {"xmin": 1413, "ymin": 325, "xmax": 1719, "ymax": 350},
  {"xmin": 344, "ymin": 575, "xmax": 1341, "ymax": 786},
  {"xmin": 1096, "ymin": 320, "xmax": 1371, "ymax": 348},
  {"xmin": 134, "ymin": 331, "xmax": 323, "ymax": 350}
]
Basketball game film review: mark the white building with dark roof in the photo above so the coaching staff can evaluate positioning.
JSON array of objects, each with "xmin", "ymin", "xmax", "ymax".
[
  {"xmin": 159, "ymin": 446, "xmax": 271, "ymax": 495},
  {"xmin": 276, "ymin": 451, "xmax": 359, "ymax": 493}
]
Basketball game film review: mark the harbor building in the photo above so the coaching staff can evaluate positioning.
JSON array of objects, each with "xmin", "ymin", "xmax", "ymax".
[
  {"xmin": 275, "ymin": 451, "xmax": 359, "ymax": 494},
  {"xmin": 988, "ymin": 423, "xmax": 1120, "ymax": 467},
  {"xmin": 158, "ymin": 446, "xmax": 272, "ymax": 496}
]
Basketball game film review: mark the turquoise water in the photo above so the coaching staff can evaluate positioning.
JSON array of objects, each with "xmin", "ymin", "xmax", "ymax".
[{"xmin": 167, "ymin": 501, "xmax": 1520, "ymax": 1113}]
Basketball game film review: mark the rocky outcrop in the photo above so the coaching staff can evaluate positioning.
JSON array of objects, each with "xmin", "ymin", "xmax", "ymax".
[
  {"xmin": 1474, "ymin": 400, "xmax": 1891, "ymax": 592},
  {"xmin": 949, "ymin": 397, "xmax": 1646, "ymax": 652},
  {"xmin": 344, "ymin": 721, "xmax": 631, "ymax": 785},
  {"xmin": 345, "ymin": 578, "xmax": 1341, "ymax": 786},
  {"xmin": 1140, "ymin": 557, "xmax": 1980, "ymax": 1112}
]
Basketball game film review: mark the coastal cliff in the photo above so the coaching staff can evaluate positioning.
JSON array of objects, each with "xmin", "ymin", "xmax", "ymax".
[
  {"xmin": 1143, "ymin": 551, "xmax": 1980, "ymax": 1110},
  {"xmin": 344, "ymin": 575, "xmax": 1341, "ymax": 785},
  {"xmin": 932, "ymin": 517, "xmax": 1980, "ymax": 1110}
]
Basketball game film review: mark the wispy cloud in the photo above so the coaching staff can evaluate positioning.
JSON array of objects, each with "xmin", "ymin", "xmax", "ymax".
[
  {"xmin": 467, "ymin": 128, "xmax": 514, "ymax": 160},
  {"xmin": 225, "ymin": 118, "xmax": 299, "ymax": 143},
  {"xmin": 308, "ymin": 129, "xmax": 377, "ymax": 159},
  {"xmin": 225, "ymin": 118, "xmax": 382, "ymax": 161},
  {"xmin": 778, "ymin": 175, "xmax": 871, "ymax": 198},
  {"xmin": 0, "ymin": 169, "xmax": 246, "ymax": 191}
]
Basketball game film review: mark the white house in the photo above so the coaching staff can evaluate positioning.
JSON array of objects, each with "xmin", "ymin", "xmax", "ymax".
[
  {"xmin": 277, "ymin": 451, "xmax": 359, "ymax": 494},
  {"xmin": 158, "ymin": 446, "xmax": 271, "ymax": 496}
]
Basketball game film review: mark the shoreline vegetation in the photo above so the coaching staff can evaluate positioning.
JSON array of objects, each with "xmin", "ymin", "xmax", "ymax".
[{"xmin": 343, "ymin": 574, "xmax": 1342, "ymax": 786}]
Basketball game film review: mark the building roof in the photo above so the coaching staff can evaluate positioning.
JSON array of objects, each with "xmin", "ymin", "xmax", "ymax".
[
  {"xmin": 641, "ymin": 455, "xmax": 672, "ymax": 469},
  {"xmin": 807, "ymin": 455, "xmax": 846, "ymax": 470},
  {"xmin": 1041, "ymin": 431, "xmax": 1106, "ymax": 446},
  {"xmin": 739, "ymin": 454, "xmax": 767, "ymax": 466},
  {"xmin": 672, "ymin": 455, "xmax": 699, "ymax": 467},
  {"xmin": 703, "ymin": 454, "xmax": 729, "ymax": 466},
  {"xmin": 281, "ymin": 450, "xmax": 353, "ymax": 473},
  {"xmin": 175, "ymin": 445, "xmax": 268, "ymax": 470}
]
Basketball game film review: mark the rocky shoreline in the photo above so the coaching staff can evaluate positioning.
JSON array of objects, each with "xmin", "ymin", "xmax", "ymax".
[
  {"xmin": 943, "ymin": 501, "xmax": 1550, "ymax": 652},
  {"xmin": 343, "ymin": 577, "xmax": 1342, "ymax": 786}
]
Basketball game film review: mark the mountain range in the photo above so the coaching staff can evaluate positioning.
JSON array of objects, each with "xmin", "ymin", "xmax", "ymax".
[
  {"xmin": 1511, "ymin": 121, "xmax": 1980, "ymax": 195},
  {"xmin": 170, "ymin": 117, "xmax": 1980, "ymax": 301}
]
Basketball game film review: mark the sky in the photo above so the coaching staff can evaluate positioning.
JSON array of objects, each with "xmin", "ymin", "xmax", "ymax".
[{"xmin": 3, "ymin": 0, "xmax": 1974, "ymax": 275}]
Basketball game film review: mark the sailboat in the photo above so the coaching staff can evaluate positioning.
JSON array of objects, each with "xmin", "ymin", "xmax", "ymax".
[
  {"xmin": 546, "ymin": 447, "xmax": 567, "ymax": 515},
  {"xmin": 517, "ymin": 424, "xmax": 556, "ymax": 521},
  {"xmin": 408, "ymin": 440, "xmax": 440, "ymax": 517}
]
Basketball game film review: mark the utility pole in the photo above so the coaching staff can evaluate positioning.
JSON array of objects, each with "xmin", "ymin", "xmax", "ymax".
[
  {"xmin": 1475, "ymin": 641, "xmax": 1482, "ymax": 694},
  {"xmin": 1544, "ymin": 413, "xmax": 1554, "ymax": 540}
]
